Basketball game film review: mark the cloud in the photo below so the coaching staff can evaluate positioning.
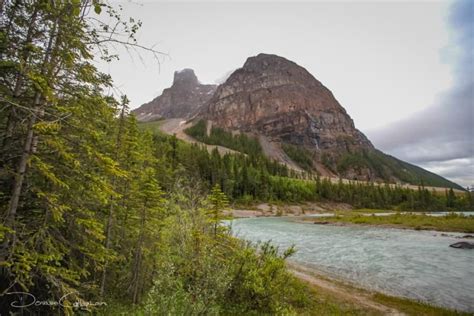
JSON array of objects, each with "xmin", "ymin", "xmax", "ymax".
[
  {"xmin": 366, "ymin": 0, "xmax": 474, "ymax": 188},
  {"xmin": 421, "ymin": 158, "xmax": 474, "ymax": 188}
]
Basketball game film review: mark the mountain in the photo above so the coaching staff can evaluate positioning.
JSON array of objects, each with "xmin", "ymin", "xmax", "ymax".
[
  {"xmin": 203, "ymin": 54, "xmax": 371, "ymax": 150},
  {"xmin": 198, "ymin": 53, "xmax": 463, "ymax": 189},
  {"xmin": 132, "ymin": 69, "xmax": 216, "ymax": 121}
]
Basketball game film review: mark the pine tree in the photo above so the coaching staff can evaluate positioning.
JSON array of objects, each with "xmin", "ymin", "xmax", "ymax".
[
  {"xmin": 0, "ymin": 0, "xmax": 162, "ymax": 308},
  {"xmin": 207, "ymin": 184, "xmax": 229, "ymax": 237},
  {"xmin": 446, "ymin": 188, "xmax": 456, "ymax": 209}
]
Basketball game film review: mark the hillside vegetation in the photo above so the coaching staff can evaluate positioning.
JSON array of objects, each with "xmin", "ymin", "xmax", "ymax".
[
  {"xmin": 335, "ymin": 150, "xmax": 464, "ymax": 190},
  {"xmin": 282, "ymin": 143, "xmax": 314, "ymax": 172},
  {"xmin": 185, "ymin": 120, "xmax": 263, "ymax": 156},
  {"xmin": 184, "ymin": 120, "xmax": 463, "ymax": 190},
  {"xmin": 152, "ymin": 124, "xmax": 473, "ymax": 212}
]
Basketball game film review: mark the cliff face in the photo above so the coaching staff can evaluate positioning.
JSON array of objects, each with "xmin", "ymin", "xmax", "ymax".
[
  {"xmin": 133, "ymin": 69, "xmax": 216, "ymax": 121},
  {"xmin": 202, "ymin": 54, "xmax": 372, "ymax": 153},
  {"xmin": 200, "ymin": 54, "xmax": 377, "ymax": 180}
]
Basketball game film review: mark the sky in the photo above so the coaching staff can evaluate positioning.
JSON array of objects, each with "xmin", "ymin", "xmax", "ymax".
[{"xmin": 98, "ymin": 0, "xmax": 473, "ymax": 188}]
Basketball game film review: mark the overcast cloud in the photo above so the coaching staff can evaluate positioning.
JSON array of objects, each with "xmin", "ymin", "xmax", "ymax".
[{"xmin": 366, "ymin": 0, "xmax": 473, "ymax": 188}]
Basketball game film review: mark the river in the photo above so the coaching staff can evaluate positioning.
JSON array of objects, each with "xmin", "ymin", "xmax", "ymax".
[{"xmin": 229, "ymin": 217, "xmax": 474, "ymax": 312}]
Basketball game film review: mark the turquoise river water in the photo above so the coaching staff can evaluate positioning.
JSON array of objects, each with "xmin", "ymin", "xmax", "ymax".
[{"xmin": 229, "ymin": 217, "xmax": 474, "ymax": 312}]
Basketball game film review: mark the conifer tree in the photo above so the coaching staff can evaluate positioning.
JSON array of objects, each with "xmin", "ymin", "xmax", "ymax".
[
  {"xmin": 0, "ymin": 0, "xmax": 162, "ymax": 309},
  {"xmin": 207, "ymin": 184, "xmax": 229, "ymax": 236},
  {"xmin": 446, "ymin": 188, "xmax": 456, "ymax": 208}
]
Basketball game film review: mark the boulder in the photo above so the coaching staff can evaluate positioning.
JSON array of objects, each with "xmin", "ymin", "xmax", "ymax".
[{"xmin": 449, "ymin": 242, "xmax": 474, "ymax": 249}]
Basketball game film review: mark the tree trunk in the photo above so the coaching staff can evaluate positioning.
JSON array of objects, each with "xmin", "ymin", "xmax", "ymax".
[
  {"xmin": 132, "ymin": 201, "xmax": 147, "ymax": 304},
  {"xmin": 1, "ymin": 7, "xmax": 39, "ymax": 157},
  {"xmin": 100, "ymin": 105, "xmax": 126, "ymax": 297},
  {"xmin": 5, "ymin": 93, "xmax": 40, "ymax": 223},
  {"xmin": 1, "ymin": 15, "xmax": 58, "ymax": 260},
  {"xmin": 99, "ymin": 202, "xmax": 114, "ymax": 297}
]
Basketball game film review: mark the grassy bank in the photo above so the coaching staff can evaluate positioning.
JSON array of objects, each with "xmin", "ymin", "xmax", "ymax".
[
  {"xmin": 295, "ymin": 270, "xmax": 469, "ymax": 316},
  {"xmin": 372, "ymin": 293, "xmax": 470, "ymax": 316},
  {"xmin": 310, "ymin": 212, "xmax": 474, "ymax": 233}
]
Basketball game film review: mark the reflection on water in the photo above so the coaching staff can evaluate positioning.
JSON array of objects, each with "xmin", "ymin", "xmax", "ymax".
[{"xmin": 229, "ymin": 217, "xmax": 474, "ymax": 312}]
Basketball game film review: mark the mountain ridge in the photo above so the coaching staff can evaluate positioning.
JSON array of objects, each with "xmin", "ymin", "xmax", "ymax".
[
  {"xmin": 134, "ymin": 54, "xmax": 463, "ymax": 190},
  {"xmin": 201, "ymin": 54, "xmax": 372, "ymax": 152},
  {"xmin": 132, "ymin": 69, "xmax": 216, "ymax": 121}
]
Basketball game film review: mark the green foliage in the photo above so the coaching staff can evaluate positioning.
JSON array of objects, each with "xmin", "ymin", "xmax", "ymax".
[
  {"xmin": 207, "ymin": 184, "xmax": 229, "ymax": 236},
  {"xmin": 142, "ymin": 187, "xmax": 310, "ymax": 315},
  {"xmin": 185, "ymin": 120, "xmax": 263, "ymax": 156},
  {"xmin": 184, "ymin": 118, "xmax": 207, "ymax": 139},
  {"xmin": 446, "ymin": 188, "xmax": 457, "ymax": 208},
  {"xmin": 312, "ymin": 213, "xmax": 474, "ymax": 233},
  {"xmin": 150, "ymin": 130, "xmax": 473, "ymax": 212},
  {"xmin": 336, "ymin": 150, "xmax": 463, "ymax": 190},
  {"xmin": 372, "ymin": 293, "xmax": 472, "ymax": 316},
  {"xmin": 282, "ymin": 143, "xmax": 314, "ymax": 172},
  {"xmin": 336, "ymin": 152, "xmax": 369, "ymax": 174},
  {"xmin": 0, "ymin": 0, "xmax": 164, "ymax": 312},
  {"xmin": 137, "ymin": 118, "xmax": 165, "ymax": 134},
  {"xmin": 208, "ymin": 184, "xmax": 230, "ymax": 211}
]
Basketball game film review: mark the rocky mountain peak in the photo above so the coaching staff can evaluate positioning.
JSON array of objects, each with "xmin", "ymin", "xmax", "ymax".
[
  {"xmin": 236, "ymin": 53, "xmax": 326, "ymax": 93},
  {"xmin": 132, "ymin": 69, "xmax": 216, "ymax": 121},
  {"xmin": 202, "ymin": 53, "xmax": 372, "ymax": 151},
  {"xmin": 173, "ymin": 68, "xmax": 199, "ymax": 86},
  {"xmin": 242, "ymin": 53, "xmax": 300, "ymax": 73}
]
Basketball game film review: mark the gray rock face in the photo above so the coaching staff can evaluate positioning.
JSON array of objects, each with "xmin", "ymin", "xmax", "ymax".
[
  {"xmin": 450, "ymin": 242, "xmax": 474, "ymax": 249},
  {"xmin": 133, "ymin": 69, "xmax": 216, "ymax": 121},
  {"xmin": 201, "ymin": 54, "xmax": 373, "ymax": 152}
]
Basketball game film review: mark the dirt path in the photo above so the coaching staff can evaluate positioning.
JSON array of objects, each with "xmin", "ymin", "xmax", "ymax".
[
  {"xmin": 159, "ymin": 118, "xmax": 243, "ymax": 156},
  {"xmin": 288, "ymin": 263, "xmax": 406, "ymax": 315}
]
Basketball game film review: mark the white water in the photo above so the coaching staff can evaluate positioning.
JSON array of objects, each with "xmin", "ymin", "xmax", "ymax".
[{"xmin": 229, "ymin": 217, "xmax": 474, "ymax": 312}]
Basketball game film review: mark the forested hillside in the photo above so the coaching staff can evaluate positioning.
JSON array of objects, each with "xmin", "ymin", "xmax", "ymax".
[
  {"xmin": 185, "ymin": 120, "xmax": 463, "ymax": 191},
  {"xmin": 156, "ymin": 125, "xmax": 473, "ymax": 212}
]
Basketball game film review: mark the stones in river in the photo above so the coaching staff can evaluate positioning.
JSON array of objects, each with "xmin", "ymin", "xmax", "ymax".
[{"xmin": 449, "ymin": 242, "xmax": 474, "ymax": 249}]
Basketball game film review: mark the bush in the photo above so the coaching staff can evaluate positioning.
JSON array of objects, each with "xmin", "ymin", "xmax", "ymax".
[{"xmin": 143, "ymin": 199, "xmax": 312, "ymax": 315}]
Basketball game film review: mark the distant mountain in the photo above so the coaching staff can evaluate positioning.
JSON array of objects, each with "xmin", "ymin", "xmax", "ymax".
[
  {"xmin": 132, "ymin": 69, "xmax": 216, "ymax": 121},
  {"xmin": 197, "ymin": 53, "xmax": 463, "ymax": 189}
]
